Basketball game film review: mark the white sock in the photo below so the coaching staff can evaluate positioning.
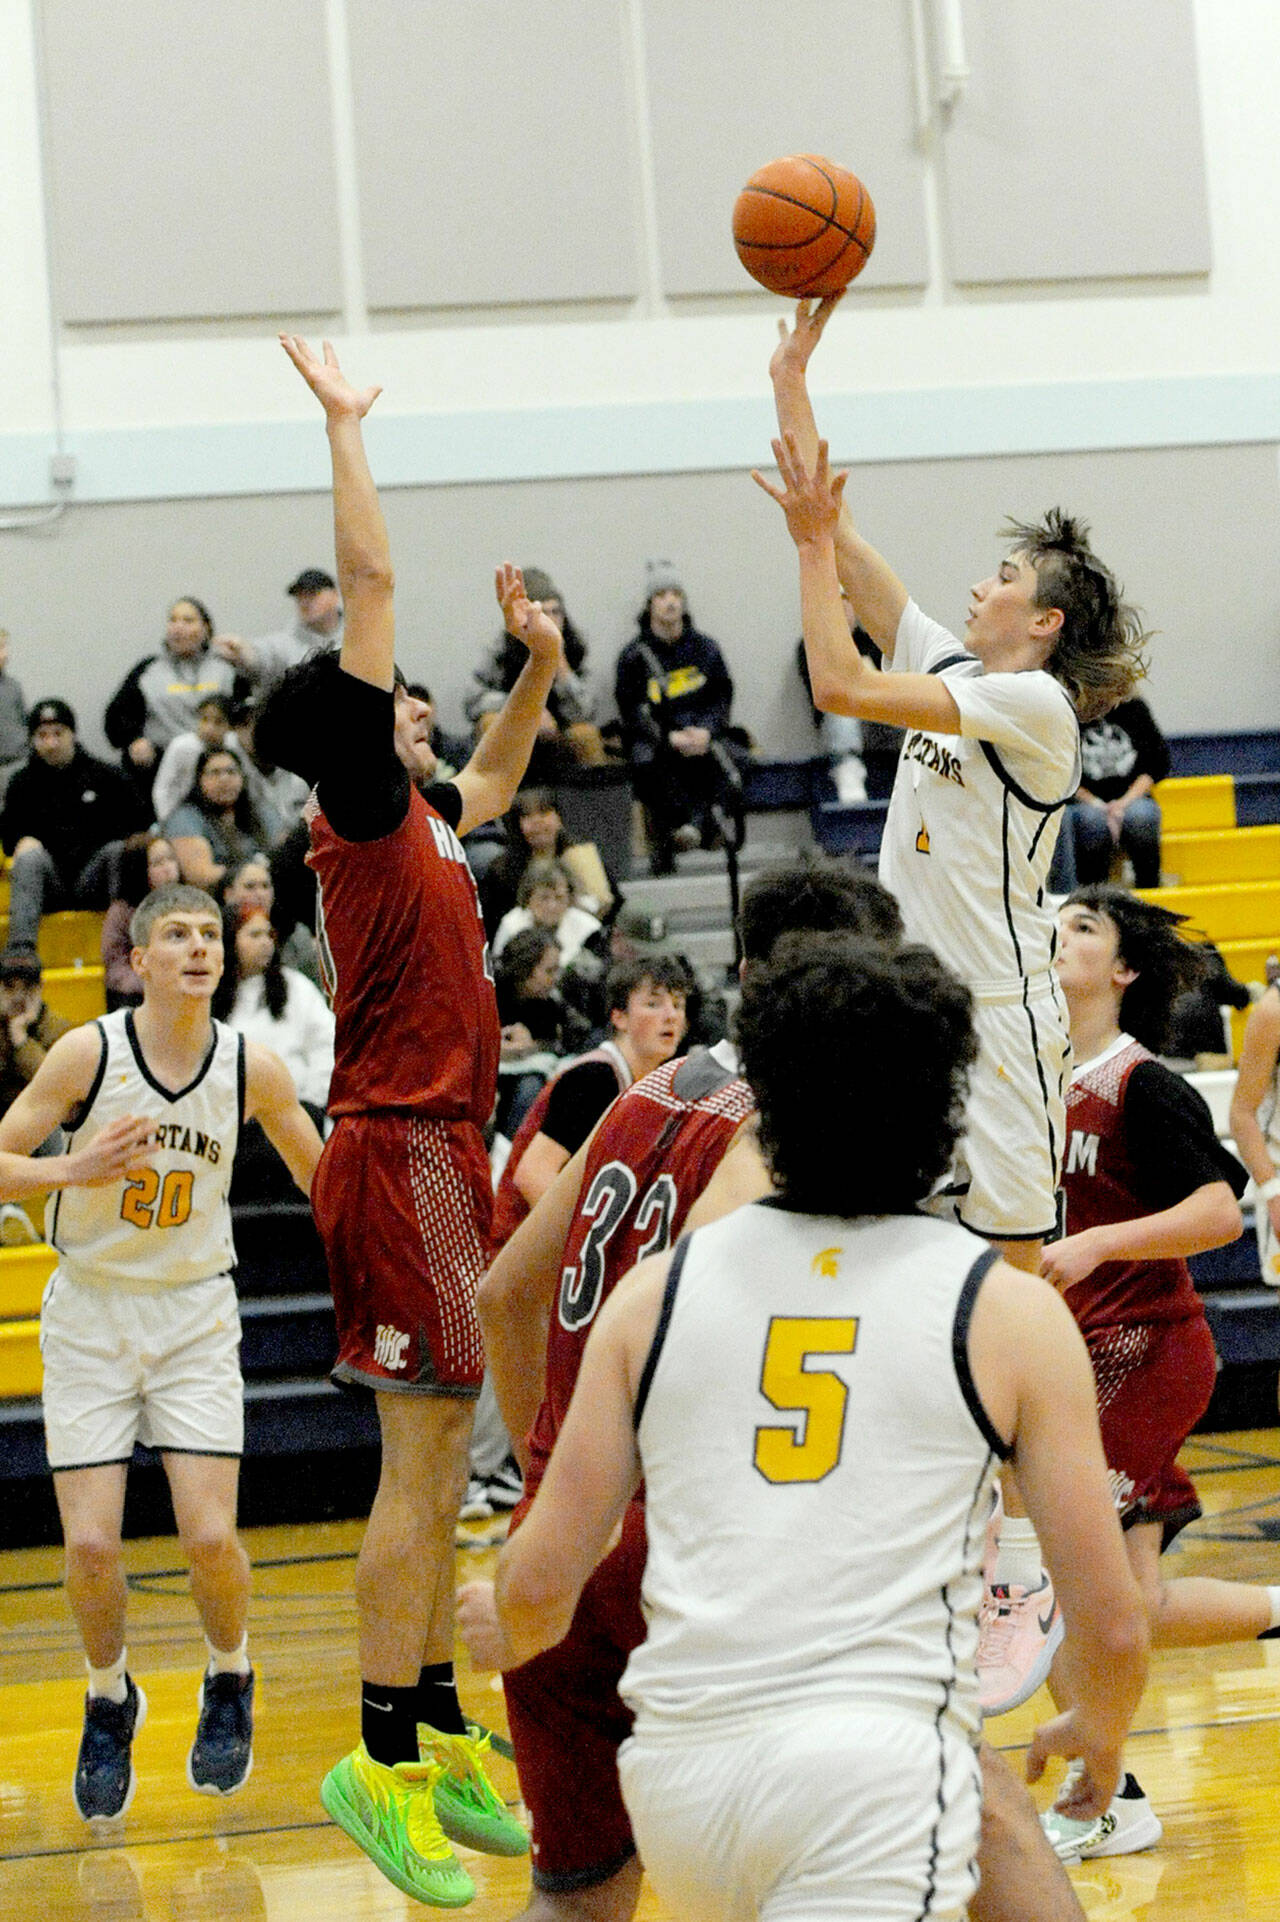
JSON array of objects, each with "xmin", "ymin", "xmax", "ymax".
[
  {"xmin": 206, "ymin": 1632, "xmax": 251, "ymax": 1678},
  {"xmin": 992, "ymin": 1517, "xmax": 1044, "ymax": 1591},
  {"xmin": 87, "ymin": 1649, "xmax": 128, "ymax": 1704},
  {"xmin": 1266, "ymin": 1585, "xmax": 1280, "ymax": 1630}
]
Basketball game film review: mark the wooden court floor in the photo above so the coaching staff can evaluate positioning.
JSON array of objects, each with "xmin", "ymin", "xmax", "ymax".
[{"xmin": 3, "ymin": 1430, "xmax": 1280, "ymax": 1921}]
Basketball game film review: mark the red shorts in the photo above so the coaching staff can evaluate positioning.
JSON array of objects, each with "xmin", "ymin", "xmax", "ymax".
[
  {"xmin": 312, "ymin": 1112, "xmax": 492, "ymax": 1396},
  {"xmin": 503, "ymin": 1495, "xmax": 647, "ymax": 1891},
  {"xmin": 1088, "ymin": 1314, "xmax": 1218, "ymax": 1547}
]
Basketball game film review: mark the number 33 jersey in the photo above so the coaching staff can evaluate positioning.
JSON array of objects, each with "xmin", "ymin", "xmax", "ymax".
[{"xmin": 49, "ymin": 1009, "xmax": 243, "ymax": 1292}]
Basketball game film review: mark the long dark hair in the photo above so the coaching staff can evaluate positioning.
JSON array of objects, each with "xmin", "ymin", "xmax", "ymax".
[
  {"xmin": 212, "ymin": 905, "xmax": 287, "ymax": 1021},
  {"xmin": 188, "ymin": 745, "xmax": 261, "ymax": 841}
]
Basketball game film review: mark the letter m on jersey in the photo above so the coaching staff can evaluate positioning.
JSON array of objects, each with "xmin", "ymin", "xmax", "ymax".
[{"xmin": 1065, "ymin": 1130, "xmax": 1099, "ymax": 1177}]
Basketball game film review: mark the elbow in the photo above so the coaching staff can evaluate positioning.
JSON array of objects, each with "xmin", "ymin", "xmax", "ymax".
[
  {"xmin": 343, "ymin": 557, "xmax": 395, "ymax": 598},
  {"xmin": 810, "ymin": 672, "xmax": 857, "ymax": 717}
]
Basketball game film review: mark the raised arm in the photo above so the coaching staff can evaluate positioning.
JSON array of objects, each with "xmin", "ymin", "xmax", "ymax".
[
  {"xmin": 450, "ymin": 566, "xmax": 563, "ymax": 837},
  {"xmin": 769, "ymin": 299, "xmax": 908, "ymax": 650},
  {"xmin": 243, "ymin": 1041, "xmax": 325, "ymax": 1196},
  {"xmin": 0, "ymin": 1027, "xmax": 155, "ymax": 1199},
  {"xmin": 970, "ymin": 1264, "xmax": 1149, "ymax": 1816},
  {"xmin": 279, "ymin": 335, "xmax": 390, "ymax": 692},
  {"xmin": 754, "ymin": 435, "xmax": 960, "ymax": 734}
]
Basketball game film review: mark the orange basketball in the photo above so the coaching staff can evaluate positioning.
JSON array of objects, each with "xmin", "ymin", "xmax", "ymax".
[{"xmin": 732, "ymin": 154, "xmax": 876, "ymax": 298}]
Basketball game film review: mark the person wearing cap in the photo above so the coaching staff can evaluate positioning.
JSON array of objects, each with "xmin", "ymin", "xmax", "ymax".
[
  {"xmin": 213, "ymin": 568, "xmax": 345, "ymax": 689},
  {"xmin": 614, "ymin": 562, "xmax": 744, "ymax": 873},
  {"xmin": 104, "ymin": 599, "xmax": 241, "ymax": 802},
  {"xmin": 0, "ymin": 700, "xmax": 143, "ymax": 952},
  {"xmin": 467, "ymin": 566, "xmax": 603, "ymax": 779}
]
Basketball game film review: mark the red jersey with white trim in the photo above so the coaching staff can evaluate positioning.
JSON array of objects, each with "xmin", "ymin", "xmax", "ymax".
[
  {"xmin": 308, "ymin": 786, "xmax": 499, "ymax": 1122},
  {"xmin": 491, "ymin": 1042, "xmax": 631, "ymax": 1248},
  {"xmin": 526, "ymin": 1041, "xmax": 755, "ymax": 1482},
  {"xmin": 1062, "ymin": 1036, "xmax": 1214, "ymax": 1334}
]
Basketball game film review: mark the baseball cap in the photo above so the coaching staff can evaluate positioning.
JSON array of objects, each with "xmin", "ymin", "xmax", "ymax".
[
  {"xmin": 287, "ymin": 568, "xmax": 336, "ymax": 597},
  {"xmin": 28, "ymin": 698, "xmax": 76, "ymax": 735},
  {"xmin": 0, "ymin": 945, "xmax": 41, "ymax": 983}
]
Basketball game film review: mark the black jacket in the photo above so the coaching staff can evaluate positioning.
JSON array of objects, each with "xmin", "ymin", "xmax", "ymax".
[{"xmin": 0, "ymin": 747, "xmax": 141, "ymax": 873}]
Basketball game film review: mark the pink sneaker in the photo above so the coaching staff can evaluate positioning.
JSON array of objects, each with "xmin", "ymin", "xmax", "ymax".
[{"xmin": 978, "ymin": 1573, "xmax": 1064, "ymax": 1716}]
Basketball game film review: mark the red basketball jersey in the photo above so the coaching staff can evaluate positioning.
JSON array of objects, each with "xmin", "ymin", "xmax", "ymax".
[
  {"xmin": 308, "ymin": 787, "xmax": 499, "ymax": 1122},
  {"xmin": 526, "ymin": 1044, "xmax": 755, "ymax": 1481},
  {"xmin": 1061, "ymin": 1038, "xmax": 1202, "ymax": 1334},
  {"xmin": 491, "ymin": 1042, "xmax": 631, "ymax": 1249}
]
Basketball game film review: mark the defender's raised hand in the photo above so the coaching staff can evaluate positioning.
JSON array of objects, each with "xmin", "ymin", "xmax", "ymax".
[
  {"xmin": 496, "ymin": 564, "xmax": 564, "ymax": 666},
  {"xmin": 279, "ymin": 335, "xmax": 382, "ymax": 421},
  {"xmin": 769, "ymin": 294, "xmax": 844, "ymax": 388},
  {"xmin": 753, "ymin": 434, "xmax": 848, "ymax": 548}
]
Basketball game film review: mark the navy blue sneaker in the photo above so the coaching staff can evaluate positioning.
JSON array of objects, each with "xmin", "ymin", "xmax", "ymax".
[
  {"xmin": 74, "ymin": 1675, "xmax": 147, "ymax": 1821},
  {"xmin": 187, "ymin": 1668, "xmax": 254, "ymax": 1795}
]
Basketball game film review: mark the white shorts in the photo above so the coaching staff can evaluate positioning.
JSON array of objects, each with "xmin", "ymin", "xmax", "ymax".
[
  {"xmin": 40, "ymin": 1270, "xmax": 244, "ymax": 1471},
  {"xmin": 619, "ymin": 1708, "xmax": 981, "ymax": 1922},
  {"xmin": 927, "ymin": 983, "xmax": 1069, "ymax": 1243}
]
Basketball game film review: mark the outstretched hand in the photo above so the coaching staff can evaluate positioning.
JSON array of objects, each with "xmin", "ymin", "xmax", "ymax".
[
  {"xmin": 752, "ymin": 433, "xmax": 847, "ymax": 548},
  {"xmin": 769, "ymin": 295, "xmax": 844, "ymax": 385},
  {"xmin": 280, "ymin": 335, "xmax": 382, "ymax": 421},
  {"xmin": 1025, "ymin": 1705, "xmax": 1122, "ymax": 1820},
  {"xmin": 495, "ymin": 564, "xmax": 564, "ymax": 665}
]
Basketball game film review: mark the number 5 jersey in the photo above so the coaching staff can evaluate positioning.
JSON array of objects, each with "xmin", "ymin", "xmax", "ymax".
[{"xmin": 49, "ymin": 1009, "xmax": 242, "ymax": 1292}]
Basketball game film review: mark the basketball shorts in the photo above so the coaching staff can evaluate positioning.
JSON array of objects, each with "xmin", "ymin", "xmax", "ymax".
[
  {"xmin": 1088, "ymin": 1314, "xmax": 1218, "ymax": 1546},
  {"xmin": 503, "ymin": 1496, "xmax": 648, "ymax": 1890},
  {"xmin": 928, "ymin": 983, "xmax": 1069, "ymax": 1243},
  {"xmin": 313, "ymin": 1112, "xmax": 490, "ymax": 1396},
  {"xmin": 41, "ymin": 1269, "xmax": 243, "ymax": 1470},
  {"xmin": 619, "ymin": 1706, "xmax": 981, "ymax": 1922}
]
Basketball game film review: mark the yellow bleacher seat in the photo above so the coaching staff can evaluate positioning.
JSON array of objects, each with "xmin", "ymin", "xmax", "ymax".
[
  {"xmin": 1160, "ymin": 825, "xmax": 1280, "ymax": 888},
  {"xmin": 42, "ymin": 964, "xmax": 107, "ymax": 1025},
  {"xmin": 0, "ymin": 1244, "xmax": 56, "ymax": 1321},
  {"xmin": 0, "ymin": 909, "xmax": 105, "ymax": 969},
  {"xmin": 0, "ymin": 1318, "xmax": 41, "ymax": 1397},
  {"xmin": 1153, "ymin": 775, "xmax": 1237, "ymax": 833},
  {"xmin": 1133, "ymin": 881, "xmax": 1280, "ymax": 944}
]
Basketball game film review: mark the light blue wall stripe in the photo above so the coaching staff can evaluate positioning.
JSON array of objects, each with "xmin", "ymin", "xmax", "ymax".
[{"xmin": 4, "ymin": 372, "xmax": 1280, "ymax": 507}]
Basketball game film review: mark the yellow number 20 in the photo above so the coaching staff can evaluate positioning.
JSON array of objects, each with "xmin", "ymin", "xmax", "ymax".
[
  {"xmin": 120, "ymin": 1168, "xmax": 195, "ymax": 1231},
  {"xmin": 754, "ymin": 1316, "xmax": 858, "ymax": 1485}
]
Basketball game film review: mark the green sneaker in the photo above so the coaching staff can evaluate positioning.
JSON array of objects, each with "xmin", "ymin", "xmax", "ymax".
[
  {"xmin": 421, "ymin": 1722, "xmax": 529, "ymax": 1857},
  {"xmin": 320, "ymin": 1742, "xmax": 476, "ymax": 1907}
]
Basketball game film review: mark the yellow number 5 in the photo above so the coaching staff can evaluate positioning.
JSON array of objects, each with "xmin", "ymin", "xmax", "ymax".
[{"xmin": 754, "ymin": 1316, "xmax": 858, "ymax": 1485}]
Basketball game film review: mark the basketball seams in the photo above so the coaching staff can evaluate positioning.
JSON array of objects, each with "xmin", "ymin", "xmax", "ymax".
[{"xmin": 732, "ymin": 155, "xmax": 875, "ymax": 297}]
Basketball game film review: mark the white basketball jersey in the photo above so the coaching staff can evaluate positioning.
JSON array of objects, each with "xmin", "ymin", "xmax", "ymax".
[
  {"xmin": 49, "ymin": 1009, "xmax": 242, "ymax": 1293},
  {"xmin": 880, "ymin": 600, "xmax": 1080, "ymax": 993},
  {"xmin": 622, "ymin": 1204, "xmax": 1004, "ymax": 1741}
]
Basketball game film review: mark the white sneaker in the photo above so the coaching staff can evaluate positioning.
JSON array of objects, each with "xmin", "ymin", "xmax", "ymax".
[
  {"xmin": 458, "ymin": 1480, "xmax": 494, "ymax": 1522},
  {"xmin": 0, "ymin": 1202, "xmax": 39, "ymax": 1246},
  {"xmin": 1041, "ymin": 1769, "xmax": 1164, "ymax": 1863},
  {"xmin": 831, "ymin": 756, "xmax": 867, "ymax": 803}
]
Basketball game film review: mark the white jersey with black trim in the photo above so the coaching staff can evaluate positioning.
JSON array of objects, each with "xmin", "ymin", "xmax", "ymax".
[
  {"xmin": 880, "ymin": 599, "xmax": 1080, "ymax": 993},
  {"xmin": 622, "ymin": 1203, "xmax": 1004, "ymax": 1741},
  {"xmin": 48, "ymin": 1009, "xmax": 243, "ymax": 1293}
]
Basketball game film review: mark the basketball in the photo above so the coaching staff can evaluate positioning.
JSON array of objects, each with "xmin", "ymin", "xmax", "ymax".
[{"xmin": 732, "ymin": 155, "xmax": 876, "ymax": 298}]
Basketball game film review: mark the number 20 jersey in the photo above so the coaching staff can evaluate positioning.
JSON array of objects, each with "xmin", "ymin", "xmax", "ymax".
[
  {"xmin": 49, "ymin": 1009, "xmax": 242, "ymax": 1292},
  {"xmin": 526, "ymin": 1040, "xmax": 755, "ymax": 1486}
]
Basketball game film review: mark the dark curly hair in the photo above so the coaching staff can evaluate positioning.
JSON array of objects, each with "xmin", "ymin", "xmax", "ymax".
[
  {"xmin": 738, "ymin": 855, "xmax": 903, "ymax": 966},
  {"xmin": 1002, "ymin": 509, "xmax": 1149, "ymax": 723},
  {"xmin": 1065, "ymin": 884, "xmax": 1210, "ymax": 1052},
  {"xmin": 737, "ymin": 933, "xmax": 976, "ymax": 1216}
]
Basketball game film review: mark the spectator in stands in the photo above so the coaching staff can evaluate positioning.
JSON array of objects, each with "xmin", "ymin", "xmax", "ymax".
[
  {"xmin": 151, "ymin": 693, "xmax": 244, "ymax": 826},
  {"xmin": 1050, "ymin": 695, "xmax": 1170, "ymax": 891},
  {"xmin": 213, "ymin": 567, "xmax": 343, "ymax": 688},
  {"xmin": 492, "ymin": 856, "xmax": 602, "ymax": 968},
  {"xmin": 479, "ymin": 785, "xmax": 616, "ymax": 936},
  {"xmin": 214, "ymin": 906, "xmax": 334, "ymax": 1113},
  {"xmin": 0, "ymin": 629, "xmax": 29, "ymax": 798},
  {"xmin": 224, "ymin": 854, "xmax": 317, "ymax": 985},
  {"xmin": 0, "ymin": 945, "xmax": 71, "ymax": 1242},
  {"xmin": 493, "ymin": 927, "xmax": 591, "ymax": 1137},
  {"xmin": 467, "ymin": 567, "xmax": 604, "ymax": 779},
  {"xmin": 104, "ymin": 598, "xmax": 240, "ymax": 804},
  {"xmin": 558, "ymin": 903, "xmax": 719, "ymax": 1045},
  {"xmin": 100, "ymin": 834, "xmax": 181, "ymax": 1009},
  {"xmin": 1, "ymin": 700, "xmax": 141, "ymax": 953},
  {"xmin": 162, "ymin": 746, "xmax": 278, "ymax": 893},
  {"xmin": 1229, "ymin": 980, "xmax": 1280, "ymax": 1288},
  {"xmin": 615, "ymin": 561, "xmax": 747, "ymax": 872}
]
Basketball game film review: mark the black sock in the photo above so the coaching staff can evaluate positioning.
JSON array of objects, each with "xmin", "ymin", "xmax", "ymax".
[
  {"xmin": 361, "ymin": 1681, "xmax": 421, "ymax": 1766},
  {"xmin": 1260, "ymin": 1625, "xmax": 1280, "ymax": 1640},
  {"xmin": 417, "ymin": 1661, "xmax": 467, "ymax": 1736}
]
